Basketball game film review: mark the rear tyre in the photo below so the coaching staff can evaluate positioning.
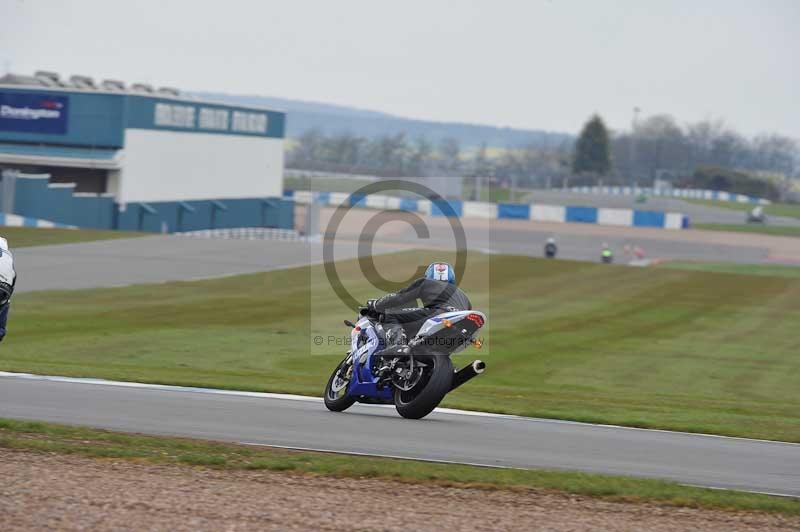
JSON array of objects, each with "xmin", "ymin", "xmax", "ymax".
[
  {"xmin": 324, "ymin": 357, "xmax": 357, "ymax": 412},
  {"xmin": 394, "ymin": 355, "xmax": 453, "ymax": 419}
]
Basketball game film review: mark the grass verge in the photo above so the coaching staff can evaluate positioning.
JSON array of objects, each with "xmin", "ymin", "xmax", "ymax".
[
  {"xmin": 693, "ymin": 223, "xmax": 800, "ymax": 238},
  {"xmin": 2, "ymin": 226, "xmax": 146, "ymax": 248},
  {"xmin": 686, "ymin": 199, "xmax": 800, "ymax": 220},
  {"xmin": 0, "ymin": 418, "xmax": 797, "ymax": 515},
  {"xmin": 3, "ymin": 252, "xmax": 800, "ymax": 442}
]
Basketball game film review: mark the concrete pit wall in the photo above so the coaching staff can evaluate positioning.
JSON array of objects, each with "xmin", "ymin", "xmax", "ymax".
[{"xmin": 3, "ymin": 174, "xmax": 293, "ymax": 232}]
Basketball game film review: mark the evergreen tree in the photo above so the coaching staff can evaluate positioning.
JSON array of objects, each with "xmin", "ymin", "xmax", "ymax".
[{"xmin": 573, "ymin": 115, "xmax": 611, "ymax": 175}]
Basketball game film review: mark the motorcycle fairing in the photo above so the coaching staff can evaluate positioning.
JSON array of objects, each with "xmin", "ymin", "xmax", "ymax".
[{"xmin": 347, "ymin": 317, "xmax": 393, "ymax": 401}]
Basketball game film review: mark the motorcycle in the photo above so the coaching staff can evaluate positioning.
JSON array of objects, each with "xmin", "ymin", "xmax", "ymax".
[{"xmin": 324, "ymin": 306, "xmax": 487, "ymax": 419}]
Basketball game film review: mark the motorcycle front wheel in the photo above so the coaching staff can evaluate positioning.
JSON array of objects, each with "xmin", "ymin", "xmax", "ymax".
[
  {"xmin": 324, "ymin": 356, "xmax": 356, "ymax": 412},
  {"xmin": 393, "ymin": 355, "xmax": 453, "ymax": 419}
]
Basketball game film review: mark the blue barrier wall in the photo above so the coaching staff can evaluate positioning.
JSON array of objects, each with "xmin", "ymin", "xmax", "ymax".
[
  {"xmin": 431, "ymin": 200, "xmax": 463, "ymax": 217},
  {"xmin": 498, "ymin": 203, "xmax": 530, "ymax": 219},
  {"xmin": 399, "ymin": 198, "xmax": 419, "ymax": 212},
  {"xmin": 349, "ymin": 193, "xmax": 367, "ymax": 208},
  {"xmin": 14, "ymin": 178, "xmax": 115, "ymax": 229},
  {"xmin": 10, "ymin": 176, "xmax": 293, "ymax": 232},
  {"xmin": 115, "ymin": 198, "xmax": 293, "ymax": 232},
  {"xmin": 281, "ymin": 189, "xmax": 690, "ymax": 230},
  {"xmin": 633, "ymin": 210, "xmax": 666, "ymax": 228},
  {"xmin": 565, "ymin": 206, "xmax": 598, "ymax": 223}
]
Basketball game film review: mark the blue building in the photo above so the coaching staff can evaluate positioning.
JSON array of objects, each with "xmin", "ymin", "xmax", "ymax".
[{"xmin": 0, "ymin": 71, "xmax": 293, "ymax": 231}]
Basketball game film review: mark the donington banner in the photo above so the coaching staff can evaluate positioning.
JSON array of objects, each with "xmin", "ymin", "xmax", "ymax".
[{"xmin": 0, "ymin": 92, "xmax": 69, "ymax": 134}]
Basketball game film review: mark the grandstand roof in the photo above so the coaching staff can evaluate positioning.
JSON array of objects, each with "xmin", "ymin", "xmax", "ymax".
[{"xmin": 0, "ymin": 71, "xmax": 281, "ymax": 114}]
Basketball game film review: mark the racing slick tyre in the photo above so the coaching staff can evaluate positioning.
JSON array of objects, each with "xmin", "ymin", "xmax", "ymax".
[
  {"xmin": 393, "ymin": 355, "xmax": 453, "ymax": 420},
  {"xmin": 324, "ymin": 356, "xmax": 357, "ymax": 412}
]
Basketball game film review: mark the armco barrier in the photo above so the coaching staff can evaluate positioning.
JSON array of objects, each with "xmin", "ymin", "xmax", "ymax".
[
  {"xmin": 570, "ymin": 186, "xmax": 770, "ymax": 205},
  {"xmin": 284, "ymin": 190, "xmax": 690, "ymax": 230}
]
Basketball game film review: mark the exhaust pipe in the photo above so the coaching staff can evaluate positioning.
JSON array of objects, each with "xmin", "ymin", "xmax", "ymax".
[{"xmin": 450, "ymin": 360, "xmax": 486, "ymax": 391}]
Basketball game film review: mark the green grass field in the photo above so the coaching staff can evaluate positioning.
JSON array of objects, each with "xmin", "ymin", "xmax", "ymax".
[
  {"xmin": 686, "ymin": 199, "xmax": 800, "ymax": 219},
  {"xmin": 661, "ymin": 261, "xmax": 800, "ymax": 278},
  {"xmin": 1, "ymin": 227, "xmax": 146, "ymax": 248},
  {"xmin": 461, "ymin": 183, "xmax": 528, "ymax": 203},
  {"xmin": 285, "ymin": 176, "xmax": 528, "ymax": 203},
  {"xmin": 3, "ymin": 252, "xmax": 799, "ymax": 441},
  {"xmin": 692, "ymin": 223, "xmax": 800, "ymax": 238},
  {"xmin": 284, "ymin": 176, "xmax": 368, "ymax": 194},
  {"xmin": 1, "ymin": 418, "xmax": 796, "ymax": 515}
]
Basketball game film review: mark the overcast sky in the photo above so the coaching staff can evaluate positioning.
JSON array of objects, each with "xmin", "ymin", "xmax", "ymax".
[{"xmin": 2, "ymin": 0, "xmax": 798, "ymax": 138}]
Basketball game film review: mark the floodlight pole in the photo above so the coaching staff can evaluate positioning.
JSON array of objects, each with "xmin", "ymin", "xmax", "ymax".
[{"xmin": 630, "ymin": 106, "xmax": 641, "ymax": 187}]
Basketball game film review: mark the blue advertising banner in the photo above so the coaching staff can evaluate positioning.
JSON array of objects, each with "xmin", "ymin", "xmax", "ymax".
[{"xmin": 0, "ymin": 92, "xmax": 69, "ymax": 134}]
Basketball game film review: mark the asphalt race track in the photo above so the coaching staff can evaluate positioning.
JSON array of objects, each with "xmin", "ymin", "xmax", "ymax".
[
  {"xmin": 13, "ymin": 211, "xmax": 800, "ymax": 294},
  {"xmin": 13, "ymin": 234, "xmax": 401, "ymax": 293},
  {"xmin": 1, "ymin": 373, "xmax": 798, "ymax": 498}
]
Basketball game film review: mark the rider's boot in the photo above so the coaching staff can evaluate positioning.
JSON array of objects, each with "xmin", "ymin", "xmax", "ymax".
[{"xmin": 375, "ymin": 326, "xmax": 408, "ymax": 379}]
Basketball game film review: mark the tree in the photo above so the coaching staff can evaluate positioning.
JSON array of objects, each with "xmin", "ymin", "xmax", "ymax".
[
  {"xmin": 408, "ymin": 137, "xmax": 433, "ymax": 175},
  {"xmin": 437, "ymin": 137, "xmax": 461, "ymax": 175},
  {"xmin": 634, "ymin": 114, "xmax": 687, "ymax": 179},
  {"xmin": 470, "ymin": 142, "xmax": 492, "ymax": 177},
  {"xmin": 680, "ymin": 166, "xmax": 781, "ymax": 201},
  {"xmin": 573, "ymin": 115, "xmax": 611, "ymax": 176}
]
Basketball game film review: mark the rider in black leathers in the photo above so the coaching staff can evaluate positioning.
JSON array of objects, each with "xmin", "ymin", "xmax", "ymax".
[{"xmin": 367, "ymin": 262, "xmax": 471, "ymax": 343}]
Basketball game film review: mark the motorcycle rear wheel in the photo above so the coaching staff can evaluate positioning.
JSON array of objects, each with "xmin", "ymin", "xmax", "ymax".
[
  {"xmin": 324, "ymin": 357, "xmax": 357, "ymax": 412},
  {"xmin": 393, "ymin": 355, "xmax": 453, "ymax": 419}
]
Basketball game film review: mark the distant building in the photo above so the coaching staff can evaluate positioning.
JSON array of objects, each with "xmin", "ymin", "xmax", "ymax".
[{"xmin": 0, "ymin": 71, "xmax": 291, "ymax": 231}]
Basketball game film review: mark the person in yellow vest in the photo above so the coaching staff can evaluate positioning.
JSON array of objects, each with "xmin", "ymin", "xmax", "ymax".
[{"xmin": 601, "ymin": 243, "xmax": 614, "ymax": 264}]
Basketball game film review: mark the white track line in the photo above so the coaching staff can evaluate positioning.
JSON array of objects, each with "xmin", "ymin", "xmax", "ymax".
[{"xmin": 1, "ymin": 370, "xmax": 798, "ymax": 447}]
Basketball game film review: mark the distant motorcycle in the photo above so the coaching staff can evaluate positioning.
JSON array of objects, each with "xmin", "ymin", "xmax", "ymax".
[
  {"xmin": 544, "ymin": 239, "xmax": 557, "ymax": 258},
  {"xmin": 747, "ymin": 206, "xmax": 766, "ymax": 224},
  {"xmin": 324, "ymin": 306, "xmax": 487, "ymax": 419}
]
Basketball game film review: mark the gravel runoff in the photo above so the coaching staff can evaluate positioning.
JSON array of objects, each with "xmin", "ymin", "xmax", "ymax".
[{"xmin": 1, "ymin": 450, "xmax": 797, "ymax": 532}]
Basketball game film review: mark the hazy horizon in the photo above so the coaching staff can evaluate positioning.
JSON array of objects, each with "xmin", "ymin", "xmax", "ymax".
[{"xmin": 2, "ymin": 0, "xmax": 798, "ymax": 139}]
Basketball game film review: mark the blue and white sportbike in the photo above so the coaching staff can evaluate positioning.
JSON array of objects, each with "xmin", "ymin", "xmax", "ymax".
[{"xmin": 324, "ymin": 306, "xmax": 486, "ymax": 419}]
